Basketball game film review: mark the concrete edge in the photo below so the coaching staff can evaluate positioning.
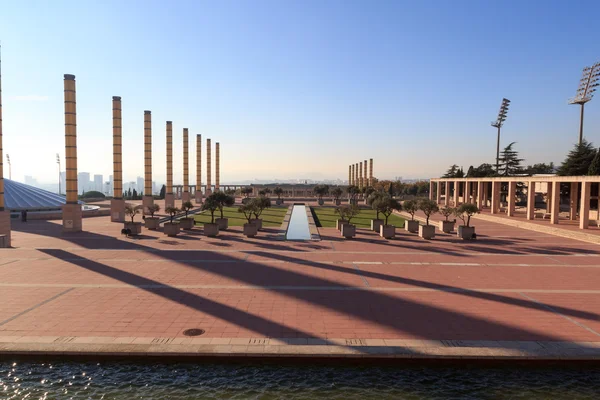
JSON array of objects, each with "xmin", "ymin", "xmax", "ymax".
[
  {"xmin": 279, "ymin": 205, "xmax": 294, "ymax": 240},
  {"xmin": 305, "ymin": 205, "xmax": 321, "ymax": 241}
]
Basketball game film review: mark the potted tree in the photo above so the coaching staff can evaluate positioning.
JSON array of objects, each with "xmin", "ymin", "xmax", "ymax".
[
  {"xmin": 144, "ymin": 204, "xmax": 161, "ymax": 230},
  {"xmin": 201, "ymin": 197, "xmax": 220, "ymax": 237},
  {"xmin": 331, "ymin": 187, "xmax": 343, "ymax": 206},
  {"xmin": 403, "ymin": 199, "xmax": 419, "ymax": 233},
  {"xmin": 313, "ymin": 184, "xmax": 329, "ymax": 206},
  {"xmin": 334, "ymin": 205, "xmax": 349, "ymax": 231},
  {"xmin": 163, "ymin": 206, "xmax": 181, "ymax": 237},
  {"xmin": 179, "ymin": 201, "xmax": 195, "ymax": 230},
  {"xmin": 418, "ymin": 199, "xmax": 439, "ymax": 240},
  {"xmin": 211, "ymin": 192, "xmax": 235, "ymax": 230},
  {"xmin": 238, "ymin": 202, "xmax": 258, "ymax": 237},
  {"xmin": 367, "ymin": 191, "xmax": 385, "ymax": 232},
  {"xmin": 241, "ymin": 187, "xmax": 253, "ymax": 204},
  {"xmin": 251, "ymin": 196, "xmax": 271, "ymax": 230},
  {"xmin": 375, "ymin": 195, "xmax": 402, "ymax": 239},
  {"xmin": 455, "ymin": 203, "xmax": 480, "ymax": 240},
  {"xmin": 362, "ymin": 187, "xmax": 375, "ymax": 204},
  {"xmin": 124, "ymin": 205, "xmax": 143, "ymax": 235},
  {"xmin": 337, "ymin": 205, "xmax": 360, "ymax": 239},
  {"xmin": 273, "ymin": 187, "xmax": 284, "ymax": 205},
  {"xmin": 347, "ymin": 185, "xmax": 360, "ymax": 205},
  {"xmin": 438, "ymin": 206, "xmax": 455, "ymax": 233}
]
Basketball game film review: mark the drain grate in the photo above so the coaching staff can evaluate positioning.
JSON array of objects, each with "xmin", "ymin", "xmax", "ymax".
[{"xmin": 183, "ymin": 328, "xmax": 205, "ymax": 337}]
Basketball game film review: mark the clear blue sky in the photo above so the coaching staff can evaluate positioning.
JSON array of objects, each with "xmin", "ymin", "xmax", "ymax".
[{"xmin": 1, "ymin": 0, "xmax": 599, "ymax": 184}]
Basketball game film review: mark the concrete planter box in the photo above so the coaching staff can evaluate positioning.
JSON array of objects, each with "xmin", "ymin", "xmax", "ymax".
[
  {"xmin": 457, "ymin": 225, "xmax": 476, "ymax": 240},
  {"xmin": 405, "ymin": 220, "xmax": 419, "ymax": 233},
  {"xmin": 380, "ymin": 224, "xmax": 395, "ymax": 239},
  {"xmin": 318, "ymin": 199, "xmax": 325, "ymax": 206},
  {"xmin": 163, "ymin": 222, "xmax": 180, "ymax": 237},
  {"xmin": 251, "ymin": 218, "xmax": 263, "ymax": 230},
  {"xmin": 179, "ymin": 218, "xmax": 194, "ymax": 230},
  {"xmin": 334, "ymin": 199, "xmax": 341, "ymax": 206},
  {"xmin": 439, "ymin": 220, "xmax": 455, "ymax": 233},
  {"xmin": 204, "ymin": 223, "xmax": 219, "ymax": 237},
  {"xmin": 216, "ymin": 218, "xmax": 228, "ymax": 230},
  {"xmin": 124, "ymin": 222, "xmax": 142, "ymax": 235},
  {"xmin": 276, "ymin": 199, "xmax": 283, "ymax": 205},
  {"xmin": 341, "ymin": 224, "xmax": 356, "ymax": 239},
  {"xmin": 419, "ymin": 224, "xmax": 435, "ymax": 240},
  {"xmin": 144, "ymin": 217, "xmax": 160, "ymax": 230},
  {"xmin": 371, "ymin": 219, "xmax": 384, "ymax": 232},
  {"xmin": 243, "ymin": 223, "xmax": 258, "ymax": 237},
  {"xmin": 336, "ymin": 219, "xmax": 348, "ymax": 231}
]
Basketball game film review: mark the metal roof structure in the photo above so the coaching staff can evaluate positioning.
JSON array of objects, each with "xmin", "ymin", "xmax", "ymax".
[{"xmin": 3, "ymin": 179, "xmax": 83, "ymax": 211}]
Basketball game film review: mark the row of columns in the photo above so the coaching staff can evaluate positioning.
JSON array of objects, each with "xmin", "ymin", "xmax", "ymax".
[
  {"xmin": 348, "ymin": 158, "xmax": 374, "ymax": 188},
  {"xmin": 431, "ymin": 179, "xmax": 595, "ymax": 230}
]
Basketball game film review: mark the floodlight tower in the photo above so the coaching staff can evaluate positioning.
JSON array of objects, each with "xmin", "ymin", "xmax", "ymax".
[
  {"xmin": 56, "ymin": 153, "xmax": 61, "ymax": 194},
  {"xmin": 569, "ymin": 62, "xmax": 600, "ymax": 144},
  {"xmin": 491, "ymin": 98, "xmax": 510, "ymax": 172},
  {"xmin": 5, "ymin": 154, "xmax": 10, "ymax": 179}
]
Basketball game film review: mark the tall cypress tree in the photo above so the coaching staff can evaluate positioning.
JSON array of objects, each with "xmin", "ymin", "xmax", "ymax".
[
  {"xmin": 558, "ymin": 140, "xmax": 597, "ymax": 176},
  {"xmin": 498, "ymin": 142, "xmax": 524, "ymax": 176},
  {"xmin": 588, "ymin": 148, "xmax": 600, "ymax": 176}
]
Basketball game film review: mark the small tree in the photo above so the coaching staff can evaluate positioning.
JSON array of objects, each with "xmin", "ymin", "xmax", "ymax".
[
  {"xmin": 331, "ymin": 187, "xmax": 343, "ymax": 202},
  {"xmin": 238, "ymin": 203, "xmax": 257, "ymax": 224},
  {"xmin": 263, "ymin": 187, "xmax": 272, "ymax": 197},
  {"xmin": 209, "ymin": 192, "xmax": 235, "ymax": 219},
  {"xmin": 374, "ymin": 196, "xmax": 402, "ymax": 226},
  {"xmin": 439, "ymin": 206, "xmax": 455, "ymax": 222},
  {"xmin": 124, "ymin": 205, "xmax": 141, "ymax": 223},
  {"xmin": 335, "ymin": 205, "xmax": 360, "ymax": 224},
  {"xmin": 418, "ymin": 199, "xmax": 439, "ymax": 226},
  {"xmin": 241, "ymin": 187, "xmax": 253, "ymax": 198},
  {"xmin": 498, "ymin": 142, "xmax": 525, "ymax": 176},
  {"xmin": 363, "ymin": 186, "xmax": 375, "ymax": 199},
  {"xmin": 367, "ymin": 191, "xmax": 386, "ymax": 219},
  {"xmin": 225, "ymin": 189, "xmax": 236, "ymax": 196},
  {"xmin": 251, "ymin": 197, "xmax": 271, "ymax": 219},
  {"xmin": 313, "ymin": 184, "xmax": 330, "ymax": 201},
  {"xmin": 147, "ymin": 204, "xmax": 160, "ymax": 218},
  {"xmin": 347, "ymin": 185, "xmax": 360, "ymax": 202},
  {"xmin": 165, "ymin": 206, "xmax": 180, "ymax": 224},
  {"xmin": 201, "ymin": 197, "xmax": 219, "ymax": 224},
  {"xmin": 181, "ymin": 201, "xmax": 194, "ymax": 218},
  {"xmin": 454, "ymin": 203, "xmax": 479, "ymax": 227},
  {"xmin": 273, "ymin": 187, "xmax": 284, "ymax": 200},
  {"xmin": 335, "ymin": 205, "xmax": 349, "ymax": 221},
  {"xmin": 403, "ymin": 199, "xmax": 418, "ymax": 221}
]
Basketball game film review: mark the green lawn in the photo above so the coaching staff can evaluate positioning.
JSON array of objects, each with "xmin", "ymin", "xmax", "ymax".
[
  {"xmin": 311, "ymin": 206, "xmax": 405, "ymax": 228},
  {"xmin": 193, "ymin": 206, "xmax": 288, "ymax": 227}
]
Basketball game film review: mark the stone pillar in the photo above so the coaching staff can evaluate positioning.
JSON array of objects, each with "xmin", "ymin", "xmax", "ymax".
[
  {"xmin": 215, "ymin": 142, "xmax": 220, "ymax": 191},
  {"xmin": 142, "ymin": 111, "xmax": 154, "ymax": 214},
  {"xmin": 348, "ymin": 165, "xmax": 351, "ymax": 185},
  {"xmin": 527, "ymin": 181, "xmax": 536, "ymax": 220},
  {"xmin": 491, "ymin": 181, "xmax": 501, "ymax": 214},
  {"xmin": 580, "ymin": 182, "xmax": 591, "ymax": 229},
  {"xmin": 369, "ymin": 158, "xmax": 373, "ymax": 187},
  {"xmin": 110, "ymin": 96, "xmax": 125, "ymax": 222},
  {"xmin": 436, "ymin": 181, "xmax": 441, "ymax": 204},
  {"xmin": 546, "ymin": 182, "xmax": 552, "ymax": 214},
  {"xmin": 62, "ymin": 74, "xmax": 82, "ymax": 232},
  {"xmin": 351, "ymin": 164, "xmax": 355, "ymax": 185},
  {"xmin": 182, "ymin": 128, "xmax": 190, "ymax": 203},
  {"xmin": 465, "ymin": 181, "xmax": 471, "ymax": 203},
  {"xmin": 195, "ymin": 134, "xmax": 202, "ymax": 203},
  {"xmin": 507, "ymin": 181, "xmax": 516, "ymax": 217},
  {"xmin": 550, "ymin": 181, "xmax": 560, "ymax": 224},
  {"xmin": 206, "ymin": 138, "xmax": 212, "ymax": 196},
  {"xmin": 476, "ymin": 181, "xmax": 484, "ymax": 209},
  {"xmin": 359, "ymin": 162, "xmax": 363, "ymax": 189},
  {"xmin": 363, "ymin": 160, "xmax": 368, "ymax": 187},
  {"xmin": 164, "ymin": 121, "xmax": 174, "ymax": 208},
  {"xmin": 444, "ymin": 182, "xmax": 449, "ymax": 206},
  {"xmin": 0, "ymin": 51, "xmax": 10, "ymax": 247},
  {"xmin": 570, "ymin": 182, "xmax": 578, "ymax": 221},
  {"xmin": 429, "ymin": 181, "xmax": 434, "ymax": 200},
  {"xmin": 453, "ymin": 181, "xmax": 459, "ymax": 206},
  {"xmin": 355, "ymin": 163, "xmax": 359, "ymax": 187}
]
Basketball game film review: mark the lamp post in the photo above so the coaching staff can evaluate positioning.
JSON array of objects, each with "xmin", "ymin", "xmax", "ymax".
[
  {"xmin": 491, "ymin": 98, "xmax": 511, "ymax": 172},
  {"xmin": 5, "ymin": 154, "xmax": 10, "ymax": 180},
  {"xmin": 569, "ymin": 62, "xmax": 600, "ymax": 145},
  {"xmin": 56, "ymin": 153, "xmax": 61, "ymax": 195}
]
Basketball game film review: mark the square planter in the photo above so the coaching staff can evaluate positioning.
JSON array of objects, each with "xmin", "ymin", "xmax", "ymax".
[
  {"xmin": 163, "ymin": 222, "xmax": 180, "ymax": 237},
  {"xmin": 179, "ymin": 218, "xmax": 194, "ymax": 230},
  {"xmin": 371, "ymin": 219, "xmax": 384, "ymax": 232},
  {"xmin": 439, "ymin": 220, "xmax": 455, "ymax": 233},
  {"xmin": 124, "ymin": 222, "xmax": 142, "ymax": 235},
  {"xmin": 380, "ymin": 224, "xmax": 395, "ymax": 239},
  {"xmin": 405, "ymin": 220, "xmax": 419, "ymax": 233},
  {"xmin": 216, "ymin": 218, "xmax": 229, "ymax": 230},
  {"xmin": 204, "ymin": 223, "xmax": 220, "ymax": 237},
  {"xmin": 336, "ymin": 219, "xmax": 348, "ymax": 231},
  {"xmin": 334, "ymin": 199, "xmax": 341, "ymax": 206},
  {"xmin": 341, "ymin": 224, "xmax": 356, "ymax": 239},
  {"xmin": 144, "ymin": 217, "xmax": 160, "ymax": 230},
  {"xmin": 251, "ymin": 218, "xmax": 263, "ymax": 230},
  {"xmin": 243, "ymin": 223, "xmax": 258, "ymax": 237},
  {"xmin": 457, "ymin": 225, "xmax": 476, "ymax": 240},
  {"xmin": 276, "ymin": 199, "xmax": 283, "ymax": 205},
  {"xmin": 419, "ymin": 224, "xmax": 435, "ymax": 240},
  {"xmin": 318, "ymin": 199, "xmax": 325, "ymax": 206}
]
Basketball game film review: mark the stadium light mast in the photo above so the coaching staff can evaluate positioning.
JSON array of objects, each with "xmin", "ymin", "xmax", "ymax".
[
  {"xmin": 491, "ymin": 98, "xmax": 510, "ymax": 172},
  {"xmin": 5, "ymin": 154, "xmax": 10, "ymax": 180},
  {"xmin": 56, "ymin": 153, "xmax": 61, "ymax": 195},
  {"xmin": 569, "ymin": 62, "xmax": 600, "ymax": 145}
]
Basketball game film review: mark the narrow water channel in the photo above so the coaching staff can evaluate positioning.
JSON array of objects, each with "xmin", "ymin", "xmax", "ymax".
[{"xmin": 286, "ymin": 204, "xmax": 311, "ymax": 240}]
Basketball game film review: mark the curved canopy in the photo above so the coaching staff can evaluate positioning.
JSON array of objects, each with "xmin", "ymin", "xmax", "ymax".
[{"xmin": 3, "ymin": 179, "xmax": 83, "ymax": 211}]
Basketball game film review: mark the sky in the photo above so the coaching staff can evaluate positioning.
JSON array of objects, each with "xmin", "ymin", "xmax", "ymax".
[{"xmin": 1, "ymin": 0, "xmax": 600, "ymax": 185}]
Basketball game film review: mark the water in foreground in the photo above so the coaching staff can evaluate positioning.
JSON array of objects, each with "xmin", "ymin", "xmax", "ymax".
[
  {"xmin": 2, "ymin": 360, "xmax": 600, "ymax": 399},
  {"xmin": 286, "ymin": 204, "xmax": 311, "ymax": 240}
]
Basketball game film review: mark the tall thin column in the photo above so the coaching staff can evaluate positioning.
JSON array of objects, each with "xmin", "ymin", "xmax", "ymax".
[
  {"xmin": 453, "ymin": 181, "xmax": 459, "ymax": 206},
  {"xmin": 580, "ymin": 182, "xmax": 591, "ymax": 229},
  {"xmin": 182, "ymin": 128, "xmax": 190, "ymax": 202},
  {"xmin": 465, "ymin": 181, "xmax": 471, "ymax": 203},
  {"xmin": 195, "ymin": 134, "xmax": 203, "ymax": 203},
  {"xmin": 527, "ymin": 181, "xmax": 536, "ymax": 220},
  {"xmin": 570, "ymin": 182, "xmax": 578, "ymax": 221},
  {"xmin": 142, "ymin": 111, "xmax": 154, "ymax": 214},
  {"xmin": 206, "ymin": 138, "xmax": 212, "ymax": 195},
  {"xmin": 0, "ymin": 47, "xmax": 10, "ymax": 247},
  {"xmin": 491, "ymin": 181, "xmax": 501, "ymax": 214},
  {"xmin": 550, "ymin": 181, "xmax": 560, "ymax": 224},
  {"xmin": 359, "ymin": 162, "xmax": 363, "ymax": 189},
  {"xmin": 62, "ymin": 74, "xmax": 82, "ymax": 232},
  {"xmin": 363, "ymin": 160, "xmax": 368, "ymax": 187},
  {"xmin": 507, "ymin": 181, "xmax": 516, "ymax": 217},
  {"xmin": 476, "ymin": 181, "xmax": 484, "ymax": 209},
  {"xmin": 369, "ymin": 158, "xmax": 373, "ymax": 186},
  {"xmin": 429, "ymin": 181, "xmax": 434, "ymax": 200},
  {"xmin": 444, "ymin": 182, "xmax": 449, "ymax": 206},
  {"xmin": 215, "ymin": 142, "xmax": 220, "ymax": 191},
  {"xmin": 110, "ymin": 96, "xmax": 125, "ymax": 222},
  {"xmin": 165, "ymin": 121, "xmax": 174, "ymax": 208},
  {"xmin": 436, "ymin": 181, "xmax": 441, "ymax": 204},
  {"xmin": 351, "ymin": 164, "xmax": 355, "ymax": 185},
  {"xmin": 546, "ymin": 182, "xmax": 552, "ymax": 214},
  {"xmin": 348, "ymin": 165, "xmax": 351, "ymax": 185},
  {"xmin": 355, "ymin": 163, "xmax": 359, "ymax": 188}
]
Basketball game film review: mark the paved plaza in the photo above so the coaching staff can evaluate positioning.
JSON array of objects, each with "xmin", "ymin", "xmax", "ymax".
[{"xmin": 1, "ymin": 207, "xmax": 600, "ymax": 359}]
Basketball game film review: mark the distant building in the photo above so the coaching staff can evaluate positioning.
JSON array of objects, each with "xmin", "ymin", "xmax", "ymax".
[
  {"xmin": 59, "ymin": 171, "xmax": 66, "ymax": 195},
  {"xmin": 136, "ymin": 177, "xmax": 144, "ymax": 193},
  {"xmin": 24, "ymin": 175, "xmax": 37, "ymax": 187},
  {"xmin": 108, "ymin": 175, "xmax": 114, "ymax": 196},
  {"xmin": 152, "ymin": 181, "xmax": 157, "ymax": 195},
  {"xmin": 78, "ymin": 172, "xmax": 90, "ymax": 194},
  {"xmin": 93, "ymin": 174, "xmax": 103, "ymax": 192}
]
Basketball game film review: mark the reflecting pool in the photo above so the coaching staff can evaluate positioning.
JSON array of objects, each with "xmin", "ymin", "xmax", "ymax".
[{"xmin": 286, "ymin": 204, "xmax": 311, "ymax": 240}]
